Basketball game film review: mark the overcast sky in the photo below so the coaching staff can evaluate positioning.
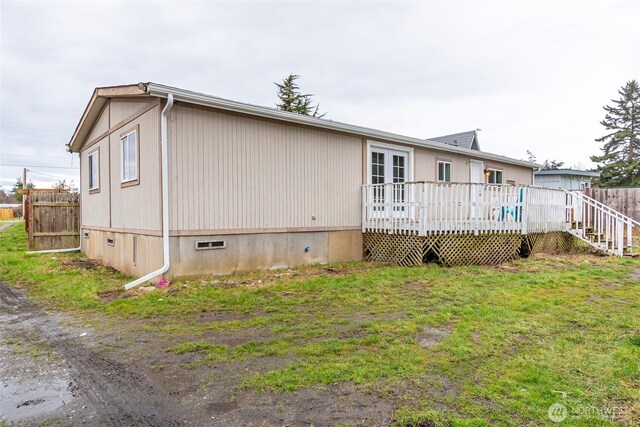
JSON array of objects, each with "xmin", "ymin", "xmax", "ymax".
[{"xmin": 1, "ymin": 1, "xmax": 638, "ymax": 191}]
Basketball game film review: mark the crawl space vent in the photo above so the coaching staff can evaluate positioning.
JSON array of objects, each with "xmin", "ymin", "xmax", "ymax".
[{"xmin": 195, "ymin": 240, "xmax": 226, "ymax": 251}]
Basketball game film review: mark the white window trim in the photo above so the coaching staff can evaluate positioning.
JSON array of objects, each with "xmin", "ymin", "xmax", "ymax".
[
  {"xmin": 366, "ymin": 141, "xmax": 414, "ymax": 185},
  {"xmin": 121, "ymin": 129, "xmax": 138, "ymax": 183},
  {"xmin": 88, "ymin": 150, "xmax": 99, "ymax": 191},
  {"xmin": 437, "ymin": 160, "xmax": 452, "ymax": 182},
  {"xmin": 487, "ymin": 168, "xmax": 503, "ymax": 184}
]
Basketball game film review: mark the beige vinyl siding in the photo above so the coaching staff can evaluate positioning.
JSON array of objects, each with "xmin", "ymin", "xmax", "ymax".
[
  {"xmin": 414, "ymin": 147, "xmax": 533, "ymax": 185},
  {"xmin": 86, "ymin": 105, "xmax": 109, "ymax": 143},
  {"xmin": 483, "ymin": 160, "xmax": 533, "ymax": 185},
  {"xmin": 414, "ymin": 148, "xmax": 470, "ymax": 182},
  {"xmin": 109, "ymin": 99, "xmax": 153, "ymax": 125},
  {"xmin": 169, "ymin": 105, "xmax": 362, "ymax": 232},
  {"xmin": 80, "ymin": 136, "xmax": 110, "ymax": 227},
  {"xmin": 109, "ymin": 105, "xmax": 162, "ymax": 230}
]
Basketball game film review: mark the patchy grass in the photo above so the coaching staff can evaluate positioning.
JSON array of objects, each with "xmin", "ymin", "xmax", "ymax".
[
  {"xmin": 3, "ymin": 334, "xmax": 55, "ymax": 360},
  {"xmin": 1, "ymin": 223, "xmax": 640, "ymax": 425},
  {"xmin": 0, "ymin": 223, "xmax": 128, "ymax": 309}
]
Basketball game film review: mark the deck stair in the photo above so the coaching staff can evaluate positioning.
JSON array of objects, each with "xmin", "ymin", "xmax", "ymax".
[{"xmin": 565, "ymin": 190, "xmax": 636, "ymax": 257}]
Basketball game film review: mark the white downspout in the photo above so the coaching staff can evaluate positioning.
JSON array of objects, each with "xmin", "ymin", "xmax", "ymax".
[
  {"xmin": 26, "ymin": 232, "xmax": 82, "ymax": 254},
  {"xmin": 124, "ymin": 94, "xmax": 174, "ymax": 290}
]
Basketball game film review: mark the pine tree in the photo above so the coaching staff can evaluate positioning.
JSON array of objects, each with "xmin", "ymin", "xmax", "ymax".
[
  {"xmin": 541, "ymin": 159, "xmax": 565, "ymax": 170},
  {"xmin": 591, "ymin": 80, "xmax": 640, "ymax": 187},
  {"xmin": 274, "ymin": 74, "xmax": 325, "ymax": 118},
  {"xmin": 525, "ymin": 151, "xmax": 564, "ymax": 170},
  {"xmin": 11, "ymin": 177, "xmax": 35, "ymax": 203}
]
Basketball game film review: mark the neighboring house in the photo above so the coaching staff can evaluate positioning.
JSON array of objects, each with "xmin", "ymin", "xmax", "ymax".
[
  {"xmin": 428, "ymin": 130, "xmax": 481, "ymax": 151},
  {"xmin": 534, "ymin": 169, "xmax": 600, "ymax": 190},
  {"xmin": 66, "ymin": 83, "xmax": 542, "ymax": 282}
]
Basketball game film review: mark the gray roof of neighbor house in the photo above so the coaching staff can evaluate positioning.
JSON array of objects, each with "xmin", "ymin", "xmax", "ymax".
[
  {"xmin": 428, "ymin": 130, "xmax": 480, "ymax": 150},
  {"xmin": 535, "ymin": 169, "xmax": 600, "ymax": 177},
  {"xmin": 68, "ymin": 82, "xmax": 539, "ymax": 169}
]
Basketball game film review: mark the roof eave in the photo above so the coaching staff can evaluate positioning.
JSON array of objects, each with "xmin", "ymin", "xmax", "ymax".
[
  {"xmin": 144, "ymin": 83, "xmax": 539, "ymax": 169},
  {"xmin": 67, "ymin": 84, "xmax": 149, "ymax": 153},
  {"xmin": 535, "ymin": 169, "xmax": 600, "ymax": 177}
]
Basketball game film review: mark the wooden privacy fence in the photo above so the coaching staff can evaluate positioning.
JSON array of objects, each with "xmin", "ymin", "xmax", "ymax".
[
  {"xmin": 0, "ymin": 208, "xmax": 14, "ymax": 219},
  {"xmin": 26, "ymin": 191, "xmax": 80, "ymax": 251},
  {"xmin": 589, "ymin": 188, "xmax": 640, "ymax": 235}
]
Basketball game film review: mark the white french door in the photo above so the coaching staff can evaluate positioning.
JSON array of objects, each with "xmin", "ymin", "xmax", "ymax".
[{"xmin": 369, "ymin": 146, "xmax": 410, "ymax": 217}]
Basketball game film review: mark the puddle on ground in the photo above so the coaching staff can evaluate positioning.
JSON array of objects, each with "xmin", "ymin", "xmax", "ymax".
[{"xmin": 0, "ymin": 378, "xmax": 74, "ymax": 422}]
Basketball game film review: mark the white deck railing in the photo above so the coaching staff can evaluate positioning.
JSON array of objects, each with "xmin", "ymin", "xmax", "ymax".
[{"xmin": 361, "ymin": 182, "xmax": 634, "ymax": 255}]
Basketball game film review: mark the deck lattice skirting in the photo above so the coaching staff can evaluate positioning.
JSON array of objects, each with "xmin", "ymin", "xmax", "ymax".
[
  {"xmin": 358, "ymin": 181, "xmax": 633, "ymax": 266},
  {"xmin": 522, "ymin": 231, "xmax": 580, "ymax": 256},
  {"xmin": 363, "ymin": 232, "xmax": 581, "ymax": 267}
]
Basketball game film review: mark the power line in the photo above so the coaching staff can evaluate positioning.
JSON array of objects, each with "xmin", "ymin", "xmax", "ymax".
[
  {"xmin": 27, "ymin": 169, "xmax": 77, "ymax": 180},
  {"xmin": 0, "ymin": 125, "xmax": 68, "ymax": 133},
  {"xmin": 0, "ymin": 163, "xmax": 78, "ymax": 169},
  {"xmin": 1, "ymin": 154, "xmax": 74, "ymax": 159}
]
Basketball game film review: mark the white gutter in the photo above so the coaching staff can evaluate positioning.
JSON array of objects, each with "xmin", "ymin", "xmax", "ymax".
[
  {"xmin": 144, "ymin": 82, "xmax": 540, "ymax": 169},
  {"xmin": 124, "ymin": 94, "xmax": 174, "ymax": 290}
]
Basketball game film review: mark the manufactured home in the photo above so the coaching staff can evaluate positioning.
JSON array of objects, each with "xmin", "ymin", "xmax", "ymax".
[
  {"xmin": 67, "ymin": 83, "xmax": 635, "ymax": 287},
  {"xmin": 534, "ymin": 169, "xmax": 600, "ymax": 190}
]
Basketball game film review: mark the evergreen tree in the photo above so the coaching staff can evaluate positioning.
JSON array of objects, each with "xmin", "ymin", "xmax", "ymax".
[
  {"xmin": 541, "ymin": 159, "xmax": 565, "ymax": 170},
  {"xmin": 275, "ymin": 74, "xmax": 325, "ymax": 118},
  {"xmin": 591, "ymin": 80, "xmax": 640, "ymax": 187},
  {"xmin": 525, "ymin": 151, "xmax": 564, "ymax": 170},
  {"xmin": 11, "ymin": 177, "xmax": 35, "ymax": 203}
]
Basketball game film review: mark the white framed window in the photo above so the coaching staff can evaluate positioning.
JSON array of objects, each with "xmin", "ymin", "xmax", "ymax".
[
  {"xmin": 437, "ymin": 161, "xmax": 451, "ymax": 182},
  {"xmin": 580, "ymin": 181, "xmax": 590, "ymax": 190},
  {"xmin": 487, "ymin": 168, "xmax": 503, "ymax": 184},
  {"xmin": 88, "ymin": 150, "xmax": 99, "ymax": 191},
  {"xmin": 121, "ymin": 128, "xmax": 138, "ymax": 183}
]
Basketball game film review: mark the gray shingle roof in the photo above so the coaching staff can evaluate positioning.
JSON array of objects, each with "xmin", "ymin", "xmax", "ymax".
[
  {"xmin": 427, "ymin": 130, "xmax": 480, "ymax": 151},
  {"xmin": 534, "ymin": 169, "xmax": 600, "ymax": 177}
]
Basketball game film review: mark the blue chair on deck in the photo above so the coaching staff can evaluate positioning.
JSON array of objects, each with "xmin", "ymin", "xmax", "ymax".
[{"xmin": 498, "ymin": 188, "xmax": 524, "ymax": 222}]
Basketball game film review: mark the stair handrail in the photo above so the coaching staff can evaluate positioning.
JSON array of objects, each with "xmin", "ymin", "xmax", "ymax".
[
  {"xmin": 565, "ymin": 190, "xmax": 634, "ymax": 256},
  {"xmin": 566, "ymin": 190, "xmax": 637, "ymax": 224}
]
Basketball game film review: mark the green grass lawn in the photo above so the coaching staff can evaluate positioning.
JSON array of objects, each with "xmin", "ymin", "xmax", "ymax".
[{"xmin": 1, "ymin": 223, "xmax": 639, "ymax": 426}]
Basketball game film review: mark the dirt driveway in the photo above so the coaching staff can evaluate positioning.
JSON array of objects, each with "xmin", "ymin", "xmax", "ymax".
[
  {"xmin": 0, "ymin": 282, "xmax": 203, "ymax": 426},
  {"xmin": 0, "ymin": 281, "xmax": 395, "ymax": 426}
]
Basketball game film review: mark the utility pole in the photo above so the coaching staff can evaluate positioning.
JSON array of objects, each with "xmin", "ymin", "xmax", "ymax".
[{"xmin": 23, "ymin": 168, "xmax": 27, "ymax": 230}]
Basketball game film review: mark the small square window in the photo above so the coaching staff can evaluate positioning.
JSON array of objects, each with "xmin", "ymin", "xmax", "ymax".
[
  {"xmin": 437, "ymin": 161, "xmax": 451, "ymax": 182},
  {"xmin": 487, "ymin": 169, "xmax": 503, "ymax": 184}
]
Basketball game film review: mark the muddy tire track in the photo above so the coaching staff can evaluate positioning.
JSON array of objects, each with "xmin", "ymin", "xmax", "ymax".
[{"xmin": 0, "ymin": 282, "xmax": 190, "ymax": 426}]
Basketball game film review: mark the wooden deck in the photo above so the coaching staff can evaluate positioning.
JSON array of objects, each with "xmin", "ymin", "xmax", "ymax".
[{"xmin": 361, "ymin": 182, "xmax": 635, "ymax": 264}]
